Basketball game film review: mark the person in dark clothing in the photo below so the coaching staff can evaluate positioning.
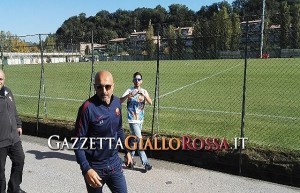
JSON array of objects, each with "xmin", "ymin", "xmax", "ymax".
[
  {"xmin": 74, "ymin": 70, "xmax": 133, "ymax": 193},
  {"xmin": 0, "ymin": 70, "xmax": 26, "ymax": 193}
]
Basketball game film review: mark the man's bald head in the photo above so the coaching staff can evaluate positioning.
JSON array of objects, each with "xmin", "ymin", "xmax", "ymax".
[
  {"xmin": 94, "ymin": 70, "xmax": 114, "ymax": 85},
  {"xmin": 0, "ymin": 69, "xmax": 5, "ymax": 90},
  {"xmin": 94, "ymin": 70, "xmax": 114, "ymax": 105},
  {"xmin": 0, "ymin": 69, "xmax": 5, "ymax": 77}
]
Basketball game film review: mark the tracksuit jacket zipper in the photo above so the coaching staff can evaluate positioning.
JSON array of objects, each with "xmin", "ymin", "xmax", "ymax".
[{"xmin": 5, "ymin": 95, "xmax": 13, "ymax": 143}]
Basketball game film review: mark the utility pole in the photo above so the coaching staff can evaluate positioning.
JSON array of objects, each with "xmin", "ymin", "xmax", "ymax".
[
  {"xmin": 1, "ymin": 45, "xmax": 3, "ymax": 70},
  {"xmin": 260, "ymin": 0, "xmax": 266, "ymax": 58}
]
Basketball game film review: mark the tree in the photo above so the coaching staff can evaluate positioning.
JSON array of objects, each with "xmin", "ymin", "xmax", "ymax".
[
  {"xmin": 232, "ymin": 0, "xmax": 248, "ymax": 18},
  {"xmin": 231, "ymin": 12, "xmax": 241, "ymax": 50},
  {"xmin": 144, "ymin": 20, "xmax": 155, "ymax": 60},
  {"xmin": 210, "ymin": 13, "xmax": 220, "ymax": 58},
  {"xmin": 218, "ymin": 6, "xmax": 232, "ymax": 51},
  {"xmin": 44, "ymin": 35, "xmax": 57, "ymax": 52},
  {"xmin": 202, "ymin": 20, "xmax": 212, "ymax": 59},
  {"xmin": 85, "ymin": 45, "xmax": 90, "ymax": 55},
  {"xmin": 191, "ymin": 19, "xmax": 210, "ymax": 59},
  {"xmin": 192, "ymin": 20, "xmax": 202, "ymax": 59},
  {"xmin": 112, "ymin": 9, "xmax": 134, "ymax": 37},
  {"xmin": 166, "ymin": 25, "xmax": 176, "ymax": 60},
  {"xmin": 94, "ymin": 28, "xmax": 118, "ymax": 43},
  {"xmin": 197, "ymin": 3, "xmax": 219, "ymax": 20},
  {"xmin": 197, "ymin": 1, "xmax": 232, "ymax": 20},
  {"xmin": 153, "ymin": 5, "xmax": 168, "ymax": 25},
  {"xmin": 133, "ymin": 8, "xmax": 155, "ymax": 31},
  {"xmin": 232, "ymin": 0, "xmax": 263, "ymax": 19},
  {"xmin": 0, "ymin": 31, "xmax": 39, "ymax": 53},
  {"xmin": 0, "ymin": 31, "xmax": 9, "ymax": 52},
  {"xmin": 232, "ymin": 0, "xmax": 282, "ymax": 22},
  {"xmin": 279, "ymin": 1, "xmax": 291, "ymax": 49},
  {"xmin": 56, "ymin": 14, "xmax": 86, "ymax": 46},
  {"xmin": 167, "ymin": 4, "xmax": 195, "ymax": 27},
  {"xmin": 94, "ymin": 10, "xmax": 114, "ymax": 29},
  {"xmin": 9, "ymin": 37, "xmax": 31, "ymax": 52},
  {"xmin": 291, "ymin": 4, "xmax": 300, "ymax": 48},
  {"xmin": 29, "ymin": 43, "xmax": 39, "ymax": 53},
  {"xmin": 175, "ymin": 28, "xmax": 185, "ymax": 59}
]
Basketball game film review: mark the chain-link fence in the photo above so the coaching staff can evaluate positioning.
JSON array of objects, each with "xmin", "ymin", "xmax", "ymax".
[{"xmin": 1, "ymin": 13, "xmax": 300, "ymax": 176}]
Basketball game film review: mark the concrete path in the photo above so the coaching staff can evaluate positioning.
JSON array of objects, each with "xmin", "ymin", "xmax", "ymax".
[{"xmin": 4, "ymin": 135, "xmax": 300, "ymax": 193}]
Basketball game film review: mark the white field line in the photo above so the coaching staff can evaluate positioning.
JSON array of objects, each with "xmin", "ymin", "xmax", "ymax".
[
  {"xmin": 14, "ymin": 94, "xmax": 300, "ymax": 121},
  {"xmin": 160, "ymin": 106, "xmax": 300, "ymax": 121},
  {"xmin": 159, "ymin": 64, "xmax": 241, "ymax": 98},
  {"xmin": 14, "ymin": 94, "xmax": 84, "ymax": 102}
]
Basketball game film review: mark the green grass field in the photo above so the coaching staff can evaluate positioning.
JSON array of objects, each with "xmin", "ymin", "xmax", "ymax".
[{"xmin": 3, "ymin": 58, "xmax": 300, "ymax": 151}]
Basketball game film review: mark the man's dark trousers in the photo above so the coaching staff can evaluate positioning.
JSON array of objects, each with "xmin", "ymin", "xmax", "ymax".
[{"xmin": 0, "ymin": 141, "xmax": 25, "ymax": 193}]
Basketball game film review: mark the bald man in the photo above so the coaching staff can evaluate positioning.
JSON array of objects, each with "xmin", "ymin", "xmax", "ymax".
[
  {"xmin": 0, "ymin": 70, "xmax": 26, "ymax": 193},
  {"xmin": 74, "ymin": 70, "xmax": 132, "ymax": 193}
]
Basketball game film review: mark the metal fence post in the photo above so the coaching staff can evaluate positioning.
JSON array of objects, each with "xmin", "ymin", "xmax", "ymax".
[
  {"xmin": 36, "ymin": 34, "xmax": 48, "ymax": 136},
  {"xmin": 89, "ymin": 30, "xmax": 95, "ymax": 98},
  {"xmin": 151, "ymin": 25, "xmax": 160, "ymax": 137},
  {"xmin": 239, "ymin": 19, "xmax": 249, "ymax": 175}
]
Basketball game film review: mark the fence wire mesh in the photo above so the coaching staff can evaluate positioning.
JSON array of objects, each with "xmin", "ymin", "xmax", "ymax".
[{"xmin": 0, "ymin": 14, "xmax": 299, "ymax": 155}]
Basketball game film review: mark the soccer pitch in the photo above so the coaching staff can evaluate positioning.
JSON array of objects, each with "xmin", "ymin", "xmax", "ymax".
[{"xmin": 3, "ymin": 58, "xmax": 300, "ymax": 151}]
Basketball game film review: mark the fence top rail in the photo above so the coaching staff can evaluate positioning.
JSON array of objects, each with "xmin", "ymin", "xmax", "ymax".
[{"xmin": 2, "ymin": 52, "xmax": 81, "ymax": 57}]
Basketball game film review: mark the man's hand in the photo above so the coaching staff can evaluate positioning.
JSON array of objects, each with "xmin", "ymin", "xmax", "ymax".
[
  {"xmin": 137, "ymin": 89, "xmax": 144, "ymax": 96},
  {"xmin": 17, "ymin": 128, "xmax": 22, "ymax": 136},
  {"xmin": 85, "ymin": 169, "xmax": 102, "ymax": 188}
]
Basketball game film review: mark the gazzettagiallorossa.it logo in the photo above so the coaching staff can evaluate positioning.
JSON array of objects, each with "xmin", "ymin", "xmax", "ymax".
[{"xmin": 48, "ymin": 135, "xmax": 248, "ymax": 151}]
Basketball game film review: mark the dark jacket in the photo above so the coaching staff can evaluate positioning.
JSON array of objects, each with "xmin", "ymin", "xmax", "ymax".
[
  {"xmin": 74, "ymin": 94, "xmax": 126, "ymax": 174},
  {"xmin": 0, "ymin": 86, "xmax": 22, "ymax": 148}
]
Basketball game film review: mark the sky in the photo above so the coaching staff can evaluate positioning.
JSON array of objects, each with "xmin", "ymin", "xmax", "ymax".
[{"xmin": 0, "ymin": 0, "xmax": 233, "ymax": 36}]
